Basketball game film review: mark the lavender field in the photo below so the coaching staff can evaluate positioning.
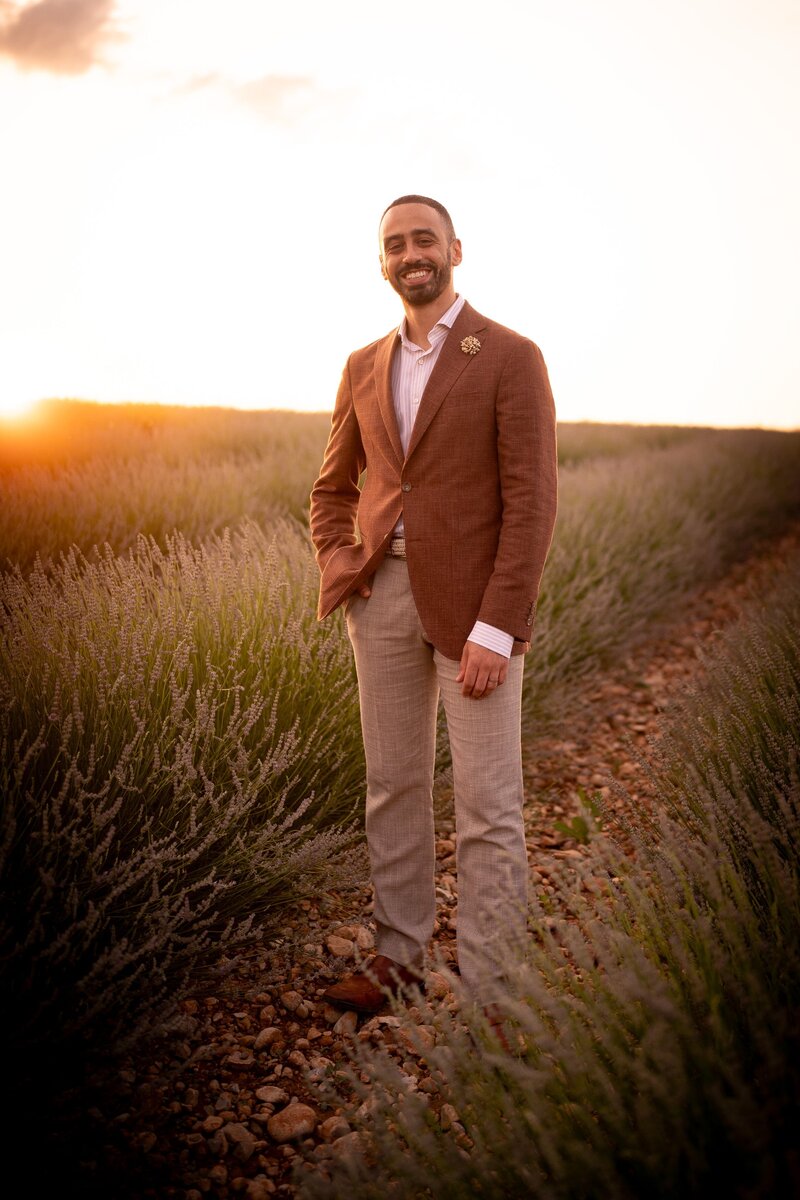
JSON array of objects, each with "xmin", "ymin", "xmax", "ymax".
[{"xmin": 2, "ymin": 402, "xmax": 799, "ymax": 1197}]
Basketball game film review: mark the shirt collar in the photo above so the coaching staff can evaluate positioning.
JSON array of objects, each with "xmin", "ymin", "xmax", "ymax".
[{"xmin": 398, "ymin": 293, "xmax": 466, "ymax": 350}]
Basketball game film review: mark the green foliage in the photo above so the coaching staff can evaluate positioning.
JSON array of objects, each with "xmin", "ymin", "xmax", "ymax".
[{"xmin": 554, "ymin": 788, "xmax": 604, "ymax": 844}]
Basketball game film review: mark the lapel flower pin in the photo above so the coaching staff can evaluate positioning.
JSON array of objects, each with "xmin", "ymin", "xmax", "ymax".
[{"xmin": 460, "ymin": 334, "xmax": 481, "ymax": 356}]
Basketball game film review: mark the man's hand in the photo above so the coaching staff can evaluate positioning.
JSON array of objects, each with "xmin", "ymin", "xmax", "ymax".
[{"xmin": 456, "ymin": 641, "xmax": 508, "ymax": 699}]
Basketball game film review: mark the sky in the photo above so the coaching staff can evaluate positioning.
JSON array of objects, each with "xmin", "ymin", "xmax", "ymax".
[{"xmin": 0, "ymin": 0, "xmax": 798, "ymax": 428}]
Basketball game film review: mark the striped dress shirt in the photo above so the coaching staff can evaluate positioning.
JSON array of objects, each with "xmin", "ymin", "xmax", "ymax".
[{"xmin": 391, "ymin": 295, "xmax": 514, "ymax": 660}]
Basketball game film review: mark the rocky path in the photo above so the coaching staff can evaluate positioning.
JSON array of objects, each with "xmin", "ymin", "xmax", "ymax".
[{"xmin": 90, "ymin": 524, "xmax": 799, "ymax": 1199}]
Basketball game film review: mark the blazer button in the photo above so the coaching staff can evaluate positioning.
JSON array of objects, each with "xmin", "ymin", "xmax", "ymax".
[{"xmin": 401, "ymin": 482, "xmax": 412, "ymax": 492}]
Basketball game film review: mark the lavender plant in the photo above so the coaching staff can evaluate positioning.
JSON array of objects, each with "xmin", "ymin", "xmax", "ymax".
[
  {"xmin": 0, "ymin": 519, "xmax": 365, "ymax": 1061},
  {"xmin": 526, "ymin": 428, "xmax": 800, "ymax": 720}
]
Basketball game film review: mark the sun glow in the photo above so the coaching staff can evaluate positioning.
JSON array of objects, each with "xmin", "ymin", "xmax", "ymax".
[{"xmin": 0, "ymin": 392, "xmax": 40, "ymax": 421}]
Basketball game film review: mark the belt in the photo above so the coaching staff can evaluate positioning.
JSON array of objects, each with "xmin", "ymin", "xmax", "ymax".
[{"xmin": 386, "ymin": 536, "xmax": 407, "ymax": 559}]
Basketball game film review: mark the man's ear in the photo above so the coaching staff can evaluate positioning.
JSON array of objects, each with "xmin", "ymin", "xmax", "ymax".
[
  {"xmin": 379, "ymin": 254, "xmax": 388, "ymax": 280},
  {"xmin": 451, "ymin": 238, "xmax": 463, "ymax": 267}
]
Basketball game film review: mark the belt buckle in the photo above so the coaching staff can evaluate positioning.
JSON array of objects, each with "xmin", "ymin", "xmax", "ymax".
[{"xmin": 388, "ymin": 536, "xmax": 406, "ymax": 559}]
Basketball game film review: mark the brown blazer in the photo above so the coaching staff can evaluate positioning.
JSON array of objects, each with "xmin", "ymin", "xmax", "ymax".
[{"xmin": 309, "ymin": 300, "xmax": 558, "ymax": 660}]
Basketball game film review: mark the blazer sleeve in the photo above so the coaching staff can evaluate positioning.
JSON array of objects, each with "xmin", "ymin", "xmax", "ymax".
[
  {"xmin": 309, "ymin": 357, "xmax": 366, "ymax": 573},
  {"xmin": 476, "ymin": 338, "xmax": 558, "ymax": 640}
]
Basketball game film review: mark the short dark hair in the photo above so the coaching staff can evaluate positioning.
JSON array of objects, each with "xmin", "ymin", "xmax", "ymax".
[{"xmin": 380, "ymin": 195, "xmax": 456, "ymax": 242}]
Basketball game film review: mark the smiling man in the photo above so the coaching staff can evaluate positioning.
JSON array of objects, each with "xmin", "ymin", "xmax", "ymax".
[{"xmin": 310, "ymin": 195, "xmax": 558, "ymax": 1015}]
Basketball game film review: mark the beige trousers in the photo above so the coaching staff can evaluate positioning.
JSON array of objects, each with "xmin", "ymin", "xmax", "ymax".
[{"xmin": 345, "ymin": 557, "xmax": 528, "ymax": 1002}]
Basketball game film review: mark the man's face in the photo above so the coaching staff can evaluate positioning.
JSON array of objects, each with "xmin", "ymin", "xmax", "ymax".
[{"xmin": 379, "ymin": 203, "xmax": 462, "ymax": 306}]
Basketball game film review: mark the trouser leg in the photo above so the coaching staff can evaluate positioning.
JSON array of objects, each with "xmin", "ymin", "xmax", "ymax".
[
  {"xmin": 345, "ymin": 559, "xmax": 438, "ymax": 969},
  {"xmin": 436, "ymin": 651, "xmax": 527, "ymax": 1002}
]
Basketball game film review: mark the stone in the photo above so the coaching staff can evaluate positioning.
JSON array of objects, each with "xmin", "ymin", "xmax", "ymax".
[
  {"xmin": 397, "ymin": 1024, "xmax": 436, "ymax": 1054},
  {"xmin": 226, "ymin": 1050, "xmax": 255, "ymax": 1069},
  {"xmin": 353, "ymin": 925, "xmax": 374, "ymax": 950},
  {"xmin": 245, "ymin": 1182, "xmax": 275, "ymax": 1199},
  {"xmin": 332, "ymin": 1011, "xmax": 358, "ymax": 1038},
  {"xmin": 133, "ymin": 1130, "xmax": 157, "ymax": 1153},
  {"xmin": 266, "ymin": 1102, "xmax": 318, "ymax": 1143},
  {"xmin": 319, "ymin": 1114, "xmax": 351, "ymax": 1141},
  {"xmin": 254, "ymin": 1027, "xmax": 283, "ymax": 1051},
  {"xmin": 331, "ymin": 924, "xmax": 357, "ymax": 939},
  {"xmin": 207, "ymin": 1128, "xmax": 228, "ymax": 1156},
  {"xmin": 280, "ymin": 990, "xmax": 304, "ymax": 1013},
  {"xmin": 222, "ymin": 1121, "xmax": 257, "ymax": 1162},
  {"xmin": 254, "ymin": 1085, "xmax": 290, "ymax": 1106},
  {"xmin": 249, "ymin": 1111, "xmax": 275, "ymax": 1126},
  {"xmin": 326, "ymin": 935, "xmax": 355, "ymax": 958},
  {"xmin": 306, "ymin": 1054, "xmax": 335, "ymax": 1083},
  {"xmin": 425, "ymin": 971, "xmax": 451, "ymax": 999},
  {"xmin": 440, "ymin": 1103, "xmax": 460, "ymax": 1131},
  {"xmin": 202, "ymin": 1114, "xmax": 224, "ymax": 1133},
  {"xmin": 355, "ymin": 1094, "xmax": 382, "ymax": 1122},
  {"xmin": 329, "ymin": 1131, "xmax": 374, "ymax": 1163}
]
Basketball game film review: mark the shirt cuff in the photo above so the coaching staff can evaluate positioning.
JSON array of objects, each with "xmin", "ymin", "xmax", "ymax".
[{"xmin": 467, "ymin": 621, "xmax": 514, "ymax": 658}]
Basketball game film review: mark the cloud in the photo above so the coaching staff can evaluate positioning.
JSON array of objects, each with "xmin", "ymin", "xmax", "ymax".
[
  {"xmin": 171, "ymin": 71, "xmax": 321, "ymax": 125},
  {"xmin": 0, "ymin": 0, "xmax": 122, "ymax": 75},
  {"xmin": 233, "ymin": 74, "xmax": 314, "ymax": 120},
  {"xmin": 175, "ymin": 72, "xmax": 221, "ymax": 97}
]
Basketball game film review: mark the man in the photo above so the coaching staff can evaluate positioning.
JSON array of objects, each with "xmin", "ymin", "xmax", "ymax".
[{"xmin": 310, "ymin": 195, "xmax": 557, "ymax": 1014}]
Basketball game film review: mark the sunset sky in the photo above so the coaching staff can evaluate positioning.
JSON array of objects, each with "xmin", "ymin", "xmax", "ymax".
[{"xmin": 0, "ymin": 0, "xmax": 797, "ymax": 428}]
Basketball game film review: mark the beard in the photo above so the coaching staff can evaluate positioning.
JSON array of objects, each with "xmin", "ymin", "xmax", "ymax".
[{"xmin": 390, "ymin": 252, "xmax": 453, "ymax": 307}]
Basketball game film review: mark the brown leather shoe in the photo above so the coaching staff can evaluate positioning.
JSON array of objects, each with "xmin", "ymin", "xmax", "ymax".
[{"xmin": 323, "ymin": 955, "xmax": 425, "ymax": 1013}]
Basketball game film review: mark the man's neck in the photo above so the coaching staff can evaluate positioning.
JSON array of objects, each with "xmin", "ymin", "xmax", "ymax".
[{"xmin": 401, "ymin": 288, "xmax": 458, "ymax": 349}]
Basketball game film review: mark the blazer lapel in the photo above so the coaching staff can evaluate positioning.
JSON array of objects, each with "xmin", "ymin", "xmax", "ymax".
[
  {"xmin": 405, "ymin": 302, "xmax": 489, "ymax": 460},
  {"xmin": 373, "ymin": 330, "xmax": 404, "ymax": 467}
]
